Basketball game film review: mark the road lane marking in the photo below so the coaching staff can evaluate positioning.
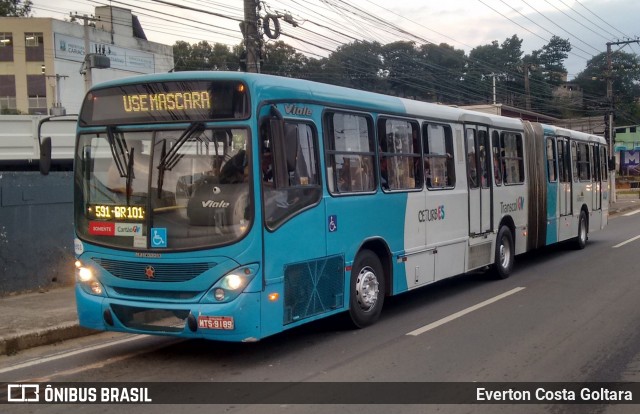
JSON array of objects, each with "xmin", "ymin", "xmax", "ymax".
[
  {"xmin": 0, "ymin": 334, "xmax": 153, "ymax": 375},
  {"xmin": 623, "ymin": 209, "xmax": 640, "ymax": 217},
  {"xmin": 406, "ymin": 287, "xmax": 526, "ymax": 337},
  {"xmin": 613, "ymin": 235, "xmax": 640, "ymax": 249}
]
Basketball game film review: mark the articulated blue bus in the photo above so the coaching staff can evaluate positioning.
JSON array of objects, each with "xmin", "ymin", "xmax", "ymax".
[{"xmin": 43, "ymin": 71, "xmax": 608, "ymax": 341}]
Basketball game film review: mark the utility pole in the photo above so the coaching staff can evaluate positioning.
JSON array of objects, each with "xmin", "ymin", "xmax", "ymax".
[
  {"xmin": 487, "ymin": 73, "xmax": 497, "ymax": 105},
  {"xmin": 71, "ymin": 13, "xmax": 100, "ymax": 92},
  {"xmin": 243, "ymin": 0, "xmax": 260, "ymax": 73},
  {"xmin": 522, "ymin": 63, "xmax": 533, "ymax": 111},
  {"xmin": 45, "ymin": 74, "xmax": 69, "ymax": 115},
  {"xmin": 605, "ymin": 38, "xmax": 640, "ymax": 202}
]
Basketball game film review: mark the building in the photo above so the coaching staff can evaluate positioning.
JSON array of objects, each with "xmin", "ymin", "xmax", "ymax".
[{"xmin": 0, "ymin": 6, "xmax": 174, "ymax": 116}]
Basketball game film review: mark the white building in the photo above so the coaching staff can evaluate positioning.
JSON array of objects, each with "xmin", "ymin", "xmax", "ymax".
[{"xmin": 0, "ymin": 6, "xmax": 174, "ymax": 115}]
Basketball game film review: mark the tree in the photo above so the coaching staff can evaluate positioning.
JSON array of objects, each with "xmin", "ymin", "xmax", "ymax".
[
  {"xmin": 324, "ymin": 40, "xmax": 384, "ymax": 92},
  {"xmin": 381, "ymin": 41, "xmax": 423, "ymax": 98},
  {"xmin": 574, "ymin": 50, "xmax": 640, "ymax": 124},
  {"xmin": 533, "ymin": 36, "xmax": 572, "ymax": 85},
  {"xmin": 0, "ymin": 0, "xmax": 32, "ymax": 17},
  {"xmin": 261, "ymin": 41, "xmax": 308, "ymax": 78},
  {"xmin": 419, "ymin": 43, "xmax": 467, "ymax": 103},
  {"xmin": 172, "ymin": 41, "xmax": 239, "ymax": 71}
]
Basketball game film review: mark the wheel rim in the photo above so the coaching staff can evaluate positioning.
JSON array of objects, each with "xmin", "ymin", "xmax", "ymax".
[
  {"xmin": 356, "ymin": 266, "xmax": 379, "ymax": 312},
  {"xmin": 499, "ymin": 236, "xmax": 511, "ymax": 269}
]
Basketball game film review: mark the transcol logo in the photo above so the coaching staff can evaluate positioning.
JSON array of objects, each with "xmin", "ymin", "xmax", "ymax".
[{"xmin": 500, "ymin": 196, "xmax": 525, "ymax": 214}]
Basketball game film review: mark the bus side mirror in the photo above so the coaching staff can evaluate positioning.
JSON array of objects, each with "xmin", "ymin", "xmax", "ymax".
[
  {"xmin": 608, "ymin": 157, "xmax": 615, "ymax": 171},
  {"xmin": 39, "ymin": 136, "xmax": 52, "ymax": 175}
]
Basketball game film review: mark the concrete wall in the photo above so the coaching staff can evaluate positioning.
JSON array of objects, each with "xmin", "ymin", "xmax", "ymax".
[{"xmin": 0, "ymin": 171, "xmax": 74, "ymax": 295}]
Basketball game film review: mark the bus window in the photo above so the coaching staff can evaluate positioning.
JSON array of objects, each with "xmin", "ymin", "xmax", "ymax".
[
  {"xmin": 600, "ymin": 146, "xmax": 609, "ymax": 180},
  {"xmin": 466, "ymin": 128, "xmax": 478, "ymax": 189},
  {"xmin": 558, "ymin": 139, "xmax": 570, "ymax": 183},
  {"xmin": 577, "ymin": 142, "xmax": 590, "ymax": 181},
  {"xmin": 491, "ymin": 131, "xmax": 502, "ymax": 186},
  {"xmin": 546, "ymin": 137, "xmax": 557, "ymax": 182},
  {"xmin": 424, "ymin": 123, "xmax": 455, "ymax": 189},
  {"xmin": 478, "ymin": 129, "xmax": 489, "ymax": 188},
  {"xmin": 378, "ymin": 118, "xmax": 421, "ymax": 191},
  {"xmin": 591, "ymin": 145, "xmax": 599, "ymax": 183},
  {"xmin": 501, "ymin": 132, "xmax": 524, "ymax": 184},
  {"xmin": 325, "ymin": 112, "xmax": 376, "ymax": 194},
  {"xmin": 262, "ymin": 121, "xmax": 321, "ymax": 229}
]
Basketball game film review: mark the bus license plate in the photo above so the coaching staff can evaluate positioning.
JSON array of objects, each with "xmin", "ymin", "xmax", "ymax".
[{"xmin": 198, "ymin": 316, "xmax": 234, "ymax": 330}]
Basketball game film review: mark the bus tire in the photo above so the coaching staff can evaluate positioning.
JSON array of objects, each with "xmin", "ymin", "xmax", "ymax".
[
  {"xmin": 493, "ymin": 226, "xmax": 514, "ymax": 279},
  {"xmin": 349, "ymin": 250, "xmax": 385, "ymax": 328},
  {"xmin": 575, "ymin": 210, "xmax": 588, "ymax": 250}
]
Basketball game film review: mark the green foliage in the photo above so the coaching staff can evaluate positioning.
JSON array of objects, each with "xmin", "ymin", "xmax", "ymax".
[
  {"xmin": 0, "ymin": 0, "xmax": 32, "ymax": 17},
  {"xmin": 172, "ymin": 41, "xmax": 239, "ymax": 71}
]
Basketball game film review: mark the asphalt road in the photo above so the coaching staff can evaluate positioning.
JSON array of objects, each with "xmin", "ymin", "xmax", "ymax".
[{"xmin": 2, "ymin": 209, "xmax": 640, "ymax": 413}]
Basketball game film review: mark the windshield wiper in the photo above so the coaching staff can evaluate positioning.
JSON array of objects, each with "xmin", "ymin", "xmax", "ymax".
[
  {"xmin": 106, "ymin": 126, "xmax": 129, "ymax": 177},
  {"xmin": 125, "ymin": 146, "xmax": 135, "ymax": 205},
  {"xmin": 156, "ymin": 122, "xmax": 205, "ymax": 196}
]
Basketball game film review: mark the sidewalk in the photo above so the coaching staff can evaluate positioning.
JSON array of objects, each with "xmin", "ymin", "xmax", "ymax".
[{"xmin": 1, "ymin": 196, "xmax": 639, "ymax": 356}]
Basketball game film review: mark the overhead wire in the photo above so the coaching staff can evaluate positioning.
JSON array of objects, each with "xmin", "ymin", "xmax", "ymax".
[{"xmin": 27, "ymin": 0, "xmax": 636, "ymax": 121}]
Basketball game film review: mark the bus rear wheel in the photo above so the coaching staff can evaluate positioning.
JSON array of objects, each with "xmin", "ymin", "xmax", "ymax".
[
  {"xmin": 493, "ymin": 226, "xmax": 514, "ymax": 279},
  {"xmin": 348, "ymin": 250, "xmax": 385, "ymax": 328}
]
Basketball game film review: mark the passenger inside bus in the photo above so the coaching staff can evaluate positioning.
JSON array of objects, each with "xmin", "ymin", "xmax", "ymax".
[{"xmin": 218, "ymin": 150, "xmax": 249, "ymax": 184}]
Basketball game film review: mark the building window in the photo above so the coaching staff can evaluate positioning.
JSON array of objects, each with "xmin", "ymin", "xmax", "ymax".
[
  {"xmin": 0, "ymin": 75, "xmax": 17, "ymax": 113},
  {"xmin": 25, "ymin": 32, "xmax": 42, "ymax": 47},
  {"xmin": 0, "ymin": 33, "xmax": 13, "ymax": 62},
  {"xmin": 27, "ymin": 75, "xmax": 47, "ymax": 114},
  {"xmin": 25, "ymin": 32, "xmax": 44, "ymax": 61}
]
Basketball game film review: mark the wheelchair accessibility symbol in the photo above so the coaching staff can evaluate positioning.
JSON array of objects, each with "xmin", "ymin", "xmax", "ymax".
[
  {"xmin": 151, "ymin": 228, "xmax": 167, "ymax": 248},
  {"xmin": 328, "ymin": 215, "xmax": 338, "ymax": 232}
]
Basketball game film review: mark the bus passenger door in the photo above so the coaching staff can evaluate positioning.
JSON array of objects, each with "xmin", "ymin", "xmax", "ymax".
[
  {"xmin": 259, "ymin": 114, "xmax": 329, "ymax": 333},
  {"xmin": 557, "ymin": 138, "xmax": 571, "ymax": 217},
  {"xmin": 592, "ymin": 144, "xmax": 601, "ymax": 210},
  {"xmin": 466, "ymin": 126, "xmax": 491, "ymax": 236}
]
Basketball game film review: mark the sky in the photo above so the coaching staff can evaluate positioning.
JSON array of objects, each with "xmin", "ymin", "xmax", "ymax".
[{"xmin": 27, "ymin": 0, "xmax": 640, "ymax": 80}]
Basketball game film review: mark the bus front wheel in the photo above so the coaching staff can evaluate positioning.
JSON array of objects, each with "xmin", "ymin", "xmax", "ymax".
[
  {"xmin": 493, "ymin": 226, "xmax": 514, "ymax": 279},
  {"xmin": 349, "ymin": 250, "xmax": 385, "ymax": 328}
]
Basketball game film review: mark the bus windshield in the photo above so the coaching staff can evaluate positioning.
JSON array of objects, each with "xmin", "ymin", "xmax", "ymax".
[{"xmin": 74, "ymin": 126, "xmax": 252, "ymax": 250}]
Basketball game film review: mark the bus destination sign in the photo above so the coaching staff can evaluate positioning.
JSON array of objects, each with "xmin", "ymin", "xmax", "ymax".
[
  {"xmin": 88, "ymin": 204, "xmax": 146, "ymax": 221},
  {"xmin": 79, "ymin": 80, "xmax": 249, "ymax": 125}
]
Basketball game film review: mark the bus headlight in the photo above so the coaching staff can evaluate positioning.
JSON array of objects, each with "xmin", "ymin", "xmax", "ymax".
[
  {"xmin": 75, "ymin": 260, "xmax": 105, "ymax": 296},
  {"xmin": 78, "ymin": 266, "xmax": 94, "ymax": 282},
  {"xmin": 206, "ymin": 264, "xmax": 259, "ymax": 303}
]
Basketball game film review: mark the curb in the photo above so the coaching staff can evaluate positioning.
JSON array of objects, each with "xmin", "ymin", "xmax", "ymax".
[{"xmin": 0, "ymin": 322, "xmax": 98, "ymax": 356}]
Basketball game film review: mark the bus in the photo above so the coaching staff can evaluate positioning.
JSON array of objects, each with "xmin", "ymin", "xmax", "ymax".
[{"xmin": 40, "ymin": 71, "xmax": 609, "ymax": 342}]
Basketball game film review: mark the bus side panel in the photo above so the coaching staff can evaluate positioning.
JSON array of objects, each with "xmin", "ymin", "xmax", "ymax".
[{"xmin": 325, "ymin": 192, "xmax": 408, "ymax": 295}]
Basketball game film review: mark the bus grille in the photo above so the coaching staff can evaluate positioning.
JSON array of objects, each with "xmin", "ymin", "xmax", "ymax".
[
  {"xmin": 112, "ymin": 287, "xmax": 200, "ymax": 300},
  {"xmin": 283, "ymin": 255, "xmax": 344, "ymax": 325},
  {"xmin": 111, "ymin": 304, "xmax": 189, "ymax": 333},
  {"xmin": 92, "ymin": 258, "xmax": 216, "ymax": 282}
]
